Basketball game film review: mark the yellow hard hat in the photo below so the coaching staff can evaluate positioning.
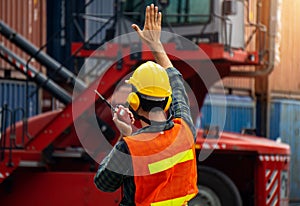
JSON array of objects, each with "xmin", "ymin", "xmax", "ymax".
[
  {"xmin": 126, "ymin": 61, "xmax": 172, "ymax": 111},
  {"xmin": 126, "ymin": 61, "xmax": 172, "ymax": 98}
]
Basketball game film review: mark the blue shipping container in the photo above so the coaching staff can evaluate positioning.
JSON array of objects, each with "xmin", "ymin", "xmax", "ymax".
[
  {"xmin": 270, "ymin": 99, "xmax": 300, "ymax": 200},
  {"xmin": 199, "ymin": 94, "xmax": 255, "ymax": 133},
  {"xmin": 0, "ymin": 80, "xmax": 39, "ymax": 129}
]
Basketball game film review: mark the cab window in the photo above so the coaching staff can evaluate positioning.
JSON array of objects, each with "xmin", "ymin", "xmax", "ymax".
[
  {"xmin": 124, "ymin": 0, "xmax": 211, "ymax": 25},
  {"xmin": 164, "ymin": 0, "xmax": 211, "ymax": 24}
]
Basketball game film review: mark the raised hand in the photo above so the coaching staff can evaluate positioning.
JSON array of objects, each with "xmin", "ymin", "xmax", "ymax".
[
  {"xmin": 131, "ymin": 4, "xmax": 162, "ymax": 50},
  {"xmin": 132, "ymin": 4, "xmax": 173, "ymax": 72}
]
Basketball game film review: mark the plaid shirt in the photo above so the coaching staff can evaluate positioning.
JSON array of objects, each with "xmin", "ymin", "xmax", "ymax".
[{"xmin": 94, "ymin": 67, "xmax": 196, "ymax": 206}]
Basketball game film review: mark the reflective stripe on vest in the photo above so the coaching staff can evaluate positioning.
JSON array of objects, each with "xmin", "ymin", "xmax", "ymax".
[
  {"xmin": 148, "ymin": 148, "xmax": 194, "ymax": 174},
  {"xmin": 151, "ymin": 193, "xmax": 195, "ymax": 206}
]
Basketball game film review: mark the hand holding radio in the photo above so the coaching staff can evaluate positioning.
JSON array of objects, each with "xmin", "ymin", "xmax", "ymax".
[
  {"xmin": 95, "ymin": 90, "xmax": 134, "ymax": 136},
  {"xmin": 114, "ymin": 105, "xmax": 135, "ymax": 125},
  {"xmin": 113, "ymin": 105, "xmax": 135, "ymax": 136}
]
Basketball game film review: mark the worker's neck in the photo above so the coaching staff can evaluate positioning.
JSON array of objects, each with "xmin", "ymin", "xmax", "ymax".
[{"xmin": 139, "ymin": 110, "xmax": 167, "ymax": 127}]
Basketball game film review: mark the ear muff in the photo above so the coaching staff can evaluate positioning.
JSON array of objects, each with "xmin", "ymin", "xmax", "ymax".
[
  {"xmin": 127, "ymin": 92, "xmax": 140, "ymax": 111},
  {"xmin": 127, "ymin": 92, "xmax": 172, "ymax": 112},
  {"xmin": 164, "ymin": 96, "xmax": 172, "ymax": 112}
]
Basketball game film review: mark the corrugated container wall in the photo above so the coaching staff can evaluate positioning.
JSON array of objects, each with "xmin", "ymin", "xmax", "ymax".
[
  {"xmin": 199, "ymin": 94, "xmax": 255, "ymax": 133},
  {"xmin": 270, "ymin": 99, "xmax": 300, "ymax": 200},
  {"xmin": 269, "ymin": 0, "xmax": 300, "ymax": 96},
  {"xmin": 0, "ymin": 0, "xmax": 47, "ymax": 79},
  {"xmin": 0, "ymin": 80, "xmax": 39, "ymax": 127}
]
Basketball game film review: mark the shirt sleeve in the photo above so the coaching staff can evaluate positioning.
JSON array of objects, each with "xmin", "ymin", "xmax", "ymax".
[
  {"xmin": 94, "ymin": 140, "xmax": 132, "ymax": 192},
  {"xmin": 166, "ymin": 67, "xmax": 196, "ymax": 139}
]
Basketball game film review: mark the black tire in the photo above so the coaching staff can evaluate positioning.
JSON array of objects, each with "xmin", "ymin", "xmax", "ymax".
[{"xmin": 189, "ymin": 166, "xmax": 242, "ymax": 206}]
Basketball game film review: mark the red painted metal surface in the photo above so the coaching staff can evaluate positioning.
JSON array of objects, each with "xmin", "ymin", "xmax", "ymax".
[
  {"xmin": 195, "ymin": 131, "xmax": 290, "ymax": 155},
  {"xmin": 71, "ymin": 42, "xmax": 260, "ymax": 66},
  {"xmin": 0, "ymin": 172, "xmax": 121, "ymax": 206},
  {"xmin": 25, "ymin": 59, "xmax": 134, "ymax": 151},
  {"xmin": 4, "ymin": 110, "xmax": 61, "ymax": 147},
  {"xmin": 255, "ymin": 155, "xmax": 290, "ymax": 206},
  {"xmin": 195, "ymin": 129, "xmax": 290, "ymax": 206},
  {"xmin": 0, "ymin": 156, "xmax": 20, "ymax": 184}
]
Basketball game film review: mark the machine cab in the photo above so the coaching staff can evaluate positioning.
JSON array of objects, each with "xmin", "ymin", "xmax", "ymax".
[{"xmin": 123, "ymin": 0, "xmax": 245, "ymax": 49}]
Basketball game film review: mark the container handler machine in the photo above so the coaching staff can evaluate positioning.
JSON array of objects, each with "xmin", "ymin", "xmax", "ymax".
[{"xmin": 0, "ymin": 0, "xmax": 290, "ymax": 205}]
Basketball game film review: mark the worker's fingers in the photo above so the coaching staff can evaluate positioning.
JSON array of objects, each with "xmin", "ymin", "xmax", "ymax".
[
  {"xmin": 131, "ymin": 24, "xmax": 143, "ymax": 39},
  {"xmin": 154, "ymin": 6, "xmax": 158, "ymax": 24},
  {"xmin": 114, "ymin": 105, "xmax": 134, "ymax": 125},
  {"xmin": 150, "ymin": 4, "xmax": 155, "ymax": 27},
  {"xmin": 124, "ymin": 107, "xmax": 135, "ymax": 124},
  {"xmin": 157, "ymin": 12, "xmax": 162, "ymax": 28},
  {"xmin": 113, "ymin": 111, "xmax": 124, "ymax": 124},
  {"xmin": 112, "ymin": 112, "xmax": 118, "ymax": 121},
  {"xmin": 120, "ymin": 106, "xmax": 135, "ymax": 124},
  {"xmin": 145, "ymin": 5, "xmax": 150, "ymax": 29},
  {"xmin": 132, "ymin": 24, "xmax": 141, "ymax": 33}
]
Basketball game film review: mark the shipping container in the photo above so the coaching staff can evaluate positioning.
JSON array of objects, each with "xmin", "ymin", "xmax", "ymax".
[
  {"xmin": 270, "ymin": 99, "xmax": 300, "ymax": 201},
  {"xmin": 198, "ymin": 94, "xmax": 255, "ymax": 133},
  {"xmin": 269, "ymin": 0, "xmax": 300, "ymax": 94},
  {"xmin": 0, "ymin": 0, "xmax": 46, "ymax": 79},
  {"xmin": 0, "ymin": 80, "xmax": 39, "ymax": 130}
]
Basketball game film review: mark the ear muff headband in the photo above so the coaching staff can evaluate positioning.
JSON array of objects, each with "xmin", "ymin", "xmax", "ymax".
[{"xmin": 164, "ymin": 96, "xmax": 172, "ymax": 112}]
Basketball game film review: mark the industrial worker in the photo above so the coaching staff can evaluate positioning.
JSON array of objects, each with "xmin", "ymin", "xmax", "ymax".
[{"xmin": 94, "ymin": 4, "xmax": 198, "ymax": 206}]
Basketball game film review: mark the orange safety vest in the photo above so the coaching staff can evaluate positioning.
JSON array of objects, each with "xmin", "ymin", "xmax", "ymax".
[{"xmin": 123, "ymin": 118, "xmax": 198, "ymax": 206}]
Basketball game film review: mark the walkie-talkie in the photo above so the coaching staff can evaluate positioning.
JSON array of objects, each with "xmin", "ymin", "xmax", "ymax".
[{"xmin": 94, "ymin": 90, "xmax": 132, "ymax": 125}]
